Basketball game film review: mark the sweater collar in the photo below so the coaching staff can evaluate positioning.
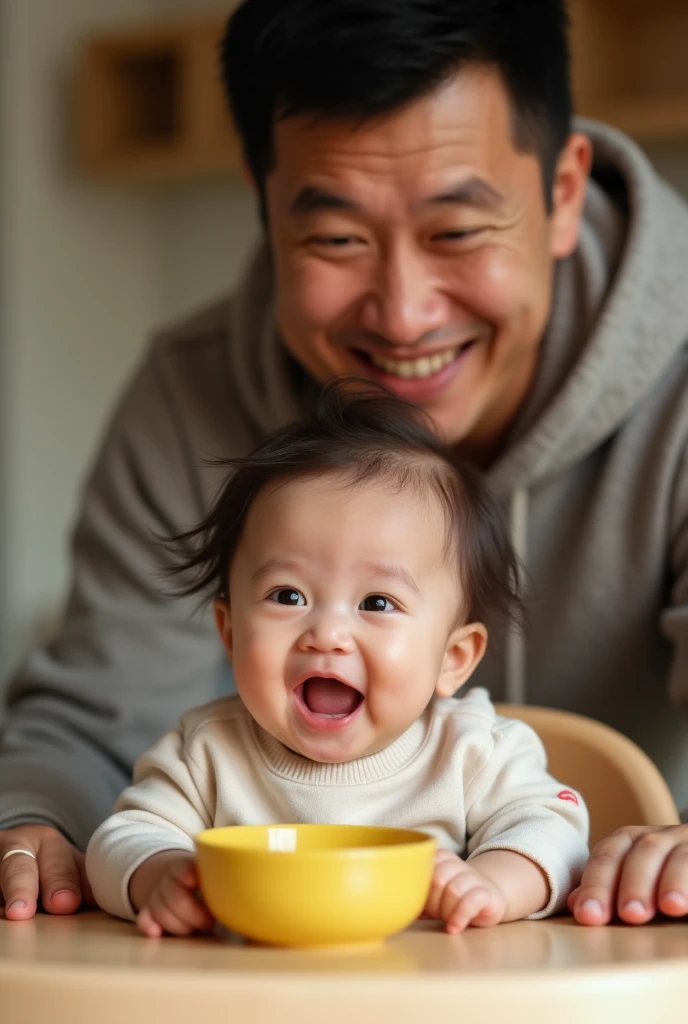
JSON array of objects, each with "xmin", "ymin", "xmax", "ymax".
[{"xmin": 251, "ymin": 714, "xmax": 430, "ymax": 785}]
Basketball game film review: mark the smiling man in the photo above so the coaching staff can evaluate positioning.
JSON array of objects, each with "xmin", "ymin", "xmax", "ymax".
[
  {"xmin": 1, "ymin": 0, "xmax": 688, "ymax": 928},
  {"xmin": 264, "ymin": 63, "xmax": 582, "ymax": 464}
]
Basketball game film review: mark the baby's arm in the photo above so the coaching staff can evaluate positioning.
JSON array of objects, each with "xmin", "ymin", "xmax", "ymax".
[
  {"xmin": 462, "ymin": 716, "xmax": 589, "ymax": 921},
  {"xmin": 425, "ymin": 712, "xmax": 588, "ymax": 932},
  {"xmin": 85, "ymin": 722, "xmax": 214, "ymax": 932},
  {"xmin": 128, "ymin": 850, "xmax": 214, "ymax": 937},
  {"xmin": 424, "ymin": 848, "xmax": 549, "ymax": 933}
]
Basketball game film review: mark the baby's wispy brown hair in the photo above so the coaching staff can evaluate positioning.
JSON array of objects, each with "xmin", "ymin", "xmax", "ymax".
[{"xmin": 173, "ymin": 377, "xmax": 523, "ymax": 646}]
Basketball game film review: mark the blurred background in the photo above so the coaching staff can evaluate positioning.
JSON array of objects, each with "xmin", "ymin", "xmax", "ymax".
[
  {"xmin": 0, "ymin": 0, "xmax": 258, "ymax": 675},
  {"xmin": 0, "ymin": 0, "xmax": 687, "ymax": 680}
]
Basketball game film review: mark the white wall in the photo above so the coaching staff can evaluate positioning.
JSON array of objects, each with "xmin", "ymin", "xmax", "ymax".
[
  {"xmin": 152, "ymin": 0, "xmax": 260, "ymax": 322},
  {"xmin": 0, "ymin": 0, "xmax": 259, "ymax": 675},
  {"xmin": 1, "ymin": 0, "xmax": 160, "ymax": 672}
]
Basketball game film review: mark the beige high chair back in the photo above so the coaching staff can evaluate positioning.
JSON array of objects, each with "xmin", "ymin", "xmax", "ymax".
[{"xmin": 494, "ymin": 704, "xmax": 680, "ymax": 848}]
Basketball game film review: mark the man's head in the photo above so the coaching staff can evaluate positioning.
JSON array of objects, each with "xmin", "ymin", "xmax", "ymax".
[
  {"xmin": 221, "ymin": 1, "xmax": 591, "ymax": 458},
  {"xmin": 176, "ymin": 379, "xmax": 521, "ymax": 762}
]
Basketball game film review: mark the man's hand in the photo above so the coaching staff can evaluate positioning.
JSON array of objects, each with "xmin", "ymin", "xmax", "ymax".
[
  {"xmin": 422, "ymin": 849, "xmax": 508, "ymax": 934},
  {"xmin": 569, "ymin": 825, "xmax": 688, "ymax": 925},
  {"xmin": 0, "ymin": 825, "xmax": 95, "ymax": 920},
  {"xmin": 129, "ymin": 850, "xmax": 214, "ymax": 938}
]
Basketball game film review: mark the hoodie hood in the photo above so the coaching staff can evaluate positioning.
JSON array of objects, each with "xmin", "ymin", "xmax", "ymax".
[
  {"xmin": 490, "ymin": 119, "xmax": 688, "ymax": 493},
  {"xmin": 228, "ymin": 119, "xmax": 688, "ymax": 491}
]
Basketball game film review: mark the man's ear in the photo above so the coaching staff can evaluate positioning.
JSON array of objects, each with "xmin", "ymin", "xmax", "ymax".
[
  {"xmin": 549, "ymin": 131, "xmax": 593, "ymax": 260},
  {"xmin": 214, "ymin": 598, "xmax": 233, "ymax": 660},
  {"xmin": 436, "ymin": 622, "xmax": 488, "ymax": 698}
]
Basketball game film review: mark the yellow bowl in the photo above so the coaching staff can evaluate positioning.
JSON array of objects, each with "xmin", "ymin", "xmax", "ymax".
[{"xmin": 195, "ymin": 824, "xmax": 436, "ymax": 948}]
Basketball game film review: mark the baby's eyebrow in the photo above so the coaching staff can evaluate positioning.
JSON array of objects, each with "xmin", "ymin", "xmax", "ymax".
[
  {"xmin": 250, "ymin": 558, "xmax": 303, "ymax": 585},
  {"xmin": 359, "ymin": 561, "xmax": 422, "ymax": 597}
]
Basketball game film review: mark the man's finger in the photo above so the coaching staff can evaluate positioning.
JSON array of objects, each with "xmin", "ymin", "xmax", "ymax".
[
  {"xmin": 572, "ymin": 830, "xmax": 634, "ymax": 926},
  {"xmin": 0, "ymin": 848, "xmax": 39, "ymax": 920},
  {"xmin": 655, "ymin": 842, "xmax": 688, "ymax": 918},
  {"xmin": 614, "ymin": 831, "xmax": 676, "ymax": 924},
  {"xmin": 38, "ymin": 835, "xmax": 83, "ymax": 915},
  {"xmin": 76, "ymin": 850, "xmax": 97, "ymax": 908},
  {"xmin": 567, "ymin": 885, "xmax": 581, "ymax": 914}
]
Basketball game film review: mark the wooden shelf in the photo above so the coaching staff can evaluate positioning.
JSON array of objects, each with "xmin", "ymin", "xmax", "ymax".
[
  {"xmin": 76, "ymin": 18, "xmax": 241, "ymax": 183},
  {"xmin": 75, "ymin": 4, "xmax": 688, "ymax": 184},
  {"xmin": 571, "ymin": 0, "xmax": 688, "ymax": 141},
  {"xmin": 585, "ymin": 98, "xmax": 688, "ymax": 142}
]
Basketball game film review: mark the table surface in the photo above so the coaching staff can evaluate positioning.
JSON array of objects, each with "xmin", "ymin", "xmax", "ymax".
[{"xmin": 2, "ymin": 911, "xmax": 688, "ymax": 1024}]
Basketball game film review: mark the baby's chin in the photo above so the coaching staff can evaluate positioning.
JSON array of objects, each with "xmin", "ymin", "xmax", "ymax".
[
  {"xmin": 284, "ymin": 728, "xmax": 406, "ymax": 765},
  {"xmin": 285, "ymin": 737, "xmax": 369, "ymax": 764}
]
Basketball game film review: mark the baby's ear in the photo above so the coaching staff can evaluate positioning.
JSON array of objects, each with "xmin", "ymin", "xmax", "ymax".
[
  {"xmin": 435, "ymin": 622, "xmax": 487, "ymax": 698},
  {"xmin": 214, "ymin": 598, "xmax": 233, "ymax": 660}
]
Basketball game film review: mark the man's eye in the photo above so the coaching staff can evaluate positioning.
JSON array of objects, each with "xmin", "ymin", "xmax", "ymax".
[
  {"xmin": 310, "ymin": 236, "xmax": 356, "ymax": 247},
  {"xmin": 359, "ymin": 595, "xmax": 395, "ymax": 612},
  {"xmin": 313, "ymin": 238, "xmax": 350, "ymax": 248},
  {"xmin": 269, "ymin": 588, "xmax": 305, "ymax": 606},
  {"xmin": 436, "ymin": 229, "xmax": 481, "ymax": 241}
]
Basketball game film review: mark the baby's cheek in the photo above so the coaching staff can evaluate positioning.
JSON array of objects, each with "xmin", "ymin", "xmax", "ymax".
[
  {"xmin": 366, "ymin": 648, "xmax": 431, "ymax": 725},
  {"xmin": 230, "ymin": 624, "xmax": 281, "ymax": 689}
]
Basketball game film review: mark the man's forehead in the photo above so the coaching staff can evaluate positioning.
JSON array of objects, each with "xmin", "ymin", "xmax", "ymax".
[{"xmin": 268, "ymin": 67, "xmax": 528, "ymax": 205}]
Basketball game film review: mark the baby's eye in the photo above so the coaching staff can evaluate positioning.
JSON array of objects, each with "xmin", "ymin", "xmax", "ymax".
[
  {"xmin": 268, "ymin": 588, "xmax": 305, "ymax": 606},
  {"xmin": 359, "ymin": 595, "xmax": 395, "ymax": 613}
]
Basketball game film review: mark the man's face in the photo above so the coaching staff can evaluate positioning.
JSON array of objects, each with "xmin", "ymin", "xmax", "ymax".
[{"xmin": 264, "ymin": 67, "xmax": 588, "ymax": 455}]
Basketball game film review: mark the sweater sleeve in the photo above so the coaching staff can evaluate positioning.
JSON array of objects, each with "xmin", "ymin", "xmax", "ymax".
[
  {"xmin": 0, "ymin": 351, "xmax": 224, "ymax": 850},
  {"xmin": 464, "ymin": 717, "xmax": 589, "ymax": 918},
  {"xmin": 85, "ymin": 723, "xmax": 213, "ymax": 922}
]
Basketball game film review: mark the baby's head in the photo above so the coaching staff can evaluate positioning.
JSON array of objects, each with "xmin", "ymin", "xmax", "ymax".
[{"xmin": 178, "ymin": 379, "xmax": 522, "ymax": 763}]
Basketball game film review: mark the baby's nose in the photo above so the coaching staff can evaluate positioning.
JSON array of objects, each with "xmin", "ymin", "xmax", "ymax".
[{"xmin": 297, "ymin": 612, "xmax": 355, "ymax": 653}]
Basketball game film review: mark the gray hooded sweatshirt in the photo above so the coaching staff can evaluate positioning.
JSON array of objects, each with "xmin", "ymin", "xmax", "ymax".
[{"xmin": 2, "ymin": 120, "xmax": 688, "ymax": 847}]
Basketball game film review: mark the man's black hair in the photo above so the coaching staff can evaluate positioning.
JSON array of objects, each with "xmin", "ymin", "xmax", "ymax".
[{"xmin": 220, "ymin": 0, "xmax": 572, "ymax": 208}]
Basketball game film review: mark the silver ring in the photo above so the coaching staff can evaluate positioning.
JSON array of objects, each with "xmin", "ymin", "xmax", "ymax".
[{"xmin": 1, "ymin": 849, "xmax": 37, "ymax": 866}]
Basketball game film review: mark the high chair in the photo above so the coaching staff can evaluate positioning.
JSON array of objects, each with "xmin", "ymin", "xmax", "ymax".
[{"xmin": 494, "ymin": 703, "xmax": 680, "ymax": 848}]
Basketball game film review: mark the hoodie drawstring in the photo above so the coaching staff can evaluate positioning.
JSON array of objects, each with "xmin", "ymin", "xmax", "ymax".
[{"xmin": 505, "ymin": 487, "xmax": 529, "ymax": 705}]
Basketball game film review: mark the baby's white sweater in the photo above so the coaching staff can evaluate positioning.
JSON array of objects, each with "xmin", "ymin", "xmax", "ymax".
[{"xmin": 86, "ymin": 689, "xmax": 589, "ymax": 922}]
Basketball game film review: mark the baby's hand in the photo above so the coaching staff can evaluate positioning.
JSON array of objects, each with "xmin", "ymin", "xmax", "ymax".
[
  {"xmin": 422, "ymin": 849, "xmax": 508, "ymax": 934},
  {"xmin": 129, "ymin": 851, "xmax": 215, "ymax": 938}
]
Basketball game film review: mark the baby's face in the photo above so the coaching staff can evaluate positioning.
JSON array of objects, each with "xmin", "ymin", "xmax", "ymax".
[{"xmin": 218, "ymin": 472, "xmax": 485, "ymax": 762}]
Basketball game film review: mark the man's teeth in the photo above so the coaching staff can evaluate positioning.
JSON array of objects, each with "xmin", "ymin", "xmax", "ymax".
[{"xmin": 369, "ymin": 346, "xmax": 461, "ymax": 379}]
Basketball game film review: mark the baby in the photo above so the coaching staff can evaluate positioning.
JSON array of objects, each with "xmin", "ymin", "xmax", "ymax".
[{"xmin": 86, "ymin": 379, "xmax": 589, "ymax": 938}]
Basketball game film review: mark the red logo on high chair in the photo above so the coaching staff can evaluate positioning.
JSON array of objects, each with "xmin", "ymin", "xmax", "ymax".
[{"xmin": 558, "ymin": 789, "xmax": 579, "ymax": 805}]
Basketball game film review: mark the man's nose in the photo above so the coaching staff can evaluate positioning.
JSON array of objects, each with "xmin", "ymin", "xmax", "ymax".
[
  {"xmin": 297, "ymin": 611, "xmax": 355, "ymax": 654},
  {"xmin": 358, "ymin": 242, "xmax": 449, "ymax": 346}
]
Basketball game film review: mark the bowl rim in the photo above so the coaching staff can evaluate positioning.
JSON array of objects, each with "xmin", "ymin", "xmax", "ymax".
[{"xmin": 195, "ymin": 823, "xmax": 436, "ymax": 857}]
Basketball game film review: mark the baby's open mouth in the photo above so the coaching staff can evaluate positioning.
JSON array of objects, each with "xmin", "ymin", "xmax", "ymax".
[{"xmin": 301, "ymin": 677, "xmax": 363, "ymax": 718}]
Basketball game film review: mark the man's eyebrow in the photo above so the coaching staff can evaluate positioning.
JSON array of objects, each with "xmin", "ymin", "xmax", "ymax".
[
  {"xmin": 290, "ymin": 186, "xmax": 361, "ymax": 217},
  {"xmin": 360, "ymin": 561, "xmax": 422, "ymax": 597},
  {"xmin": 290, "ymin": 178, "xmax": 503, "ymax": 218},
  {"xmin": 423, "ymin": 177, "xmax": 504, "ymax": 211}
]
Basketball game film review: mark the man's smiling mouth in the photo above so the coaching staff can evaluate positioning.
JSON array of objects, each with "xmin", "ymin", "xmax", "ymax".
[{"xmin": 356, "ymin": 341, "xmax": 476, "ymax": 380}]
